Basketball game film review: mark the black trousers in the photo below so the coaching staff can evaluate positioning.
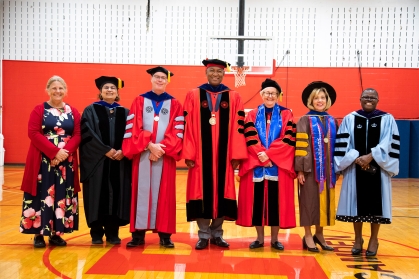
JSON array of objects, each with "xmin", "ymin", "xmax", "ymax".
[
  {"xmin": 90, "ymin": 215, "xmax": 119, "ymax": 240},
  {"xmin": 132, "ymin": 230, "xmax": 171, "ymax": 240}
]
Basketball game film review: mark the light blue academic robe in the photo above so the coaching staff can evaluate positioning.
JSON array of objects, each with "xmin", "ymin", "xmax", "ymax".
[{"xmin": 334, "ymin": 111, "xmax": 399, "ymax": 223}]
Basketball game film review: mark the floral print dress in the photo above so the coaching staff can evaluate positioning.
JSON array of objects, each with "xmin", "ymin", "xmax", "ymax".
[{"xmin": 19, "ymin": 102, "xmax": 79, "ymax": 236}]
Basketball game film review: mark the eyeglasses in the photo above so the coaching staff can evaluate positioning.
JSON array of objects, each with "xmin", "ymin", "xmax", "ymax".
[
  {"xmin": 262, "ymin": 91, "xmax": 278, "ymax": 97},
  {"xmin": 153, "ymin": 75, "xmax": 167, "ymax": 81},
  {"xmin": 103, "ymin": 86, "xmax": 117, "ymax": 90},
  {"xmin": 361, "ymin": 96, "xmax": 378, "ymax": 101}
]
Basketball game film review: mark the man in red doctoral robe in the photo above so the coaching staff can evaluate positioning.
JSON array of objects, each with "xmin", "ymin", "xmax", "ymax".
[
  {"xmin": 122, "ymin": 66, "xmax": 184, "ymax": 248},
  {"xmin": 182, "ymin": 59, "xmax": 248, "ymax": 250}
]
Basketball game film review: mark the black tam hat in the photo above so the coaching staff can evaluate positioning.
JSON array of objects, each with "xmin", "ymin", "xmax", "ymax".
[
  {"xmin": 202, "ymin": 59, "xmax": 231, "ymax": 70},
  {"xmin": 95, "ymin": 76, "xmax": 124, "ymax": 90},
  {"xmin": 261, "ymin": 78, "xmax": 282, "ymax": 94},
  {"xmin": 146, "ymin": 66, "xmax": 174, "ymax": 77},
  {"xmin": 301, "ymin": 81, "xmax": 336, "ymax": 107}
]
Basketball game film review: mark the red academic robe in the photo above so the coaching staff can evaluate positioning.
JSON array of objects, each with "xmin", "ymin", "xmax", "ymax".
[
  {"xmin": 182, "ymin": 87, "xmax": 247, "ymax": 221},
  {"xmin": 237, "ymin": 106, "xmax": 296, "ymax": 229},
  {"xmin": 122, "ymin": 95, "xmax": 183, "ymax": 234},
  {"xmin": 21, "ymin": 103, "xmax": 81, "ymax": 196}
]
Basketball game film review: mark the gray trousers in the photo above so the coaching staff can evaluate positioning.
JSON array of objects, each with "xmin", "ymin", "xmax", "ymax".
[{"xmin": 196, "ymin": 217, "xmax": 224, "ymax": 239}]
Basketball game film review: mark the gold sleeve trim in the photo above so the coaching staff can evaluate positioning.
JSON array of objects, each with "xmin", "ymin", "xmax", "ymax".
[
  {"xmin": 295, "ymin": 150, "xmax": 308, "ymax": 157},
  {"xmin": 296, "ymin": 141, "xmax": 309, "ymax": 148},
  {"xmin": 296, "ymin": 132, "xmax": 308, "ymax": 139}
]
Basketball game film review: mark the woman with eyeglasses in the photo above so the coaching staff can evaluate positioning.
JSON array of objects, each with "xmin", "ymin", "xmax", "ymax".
[
  {"xmin": 19, "ymin": 75, "xmax": 81, "ymax": 248},
  {"xmin": 334, "ymin": 88, "xmax": 399, "ymax": 257},
  {"xmin": 294, "ymin": 81, "xmax": 338, "ymax": 253},
  {"xmin": 79, "ymin": 76, "xmax": 131, "ymax": 245},
  {"xmin": 236, "ymin": 78, "xmax": 296, "ymax": 250}
]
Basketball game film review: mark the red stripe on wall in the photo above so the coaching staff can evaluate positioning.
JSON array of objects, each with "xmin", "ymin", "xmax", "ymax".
[{"xmin": 2, "ymin": 60, "xmax": 418, "ymax": 163}]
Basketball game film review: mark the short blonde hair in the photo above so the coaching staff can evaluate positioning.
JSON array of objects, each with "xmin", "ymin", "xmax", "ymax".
[
  {"xmin": 46, "ymin": 75, "xmax": 67, "ymax": 91},
  {"xmin": 306, "ymin": 87, "xmax": 332, "ymax": 111}
]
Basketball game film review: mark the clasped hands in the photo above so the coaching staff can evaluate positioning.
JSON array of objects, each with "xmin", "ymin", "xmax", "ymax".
[
  {"xmin": 257, "ymin": 151, "xmax": 272, "ymax": 168},
  {"xmin": 355, "ymin": 153, "xmax": 373, "ymax": 170},
  {"xmin": 147, "ymin": 142, "xmax": 166, "ymax": 162},
  {"xmin": 51, "ymin": 149, "xmax": 69, "ymax": 167},
  {"xmin": 105, "ymin": 148, "xmax": 125, "ymax": 161}
]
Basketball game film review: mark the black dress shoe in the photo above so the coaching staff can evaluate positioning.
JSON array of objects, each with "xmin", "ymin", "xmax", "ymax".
[
  {"xmin": 160, "ymin": 238, "xmax": 175, "ymax": 248},
  {"xmin": 366, "ymin": 243, "xmax": 379, "ymax": 257},
  {"xmin": 249, "ymin": 240, "xmax": 264, "ymax": 249},
  {"xmin": 107, "ymin": 237, "xmax": 121, "ymax": 245},
  {"xmin": 195, "ymin": 238, "xmax": 209, "ymax": 250},
  {"xmin": 351, "ymin": 239, "xmax": 364, "ymax": 255},
  {"xmin": 302, "ymin": 236, "xmax": 319, "ymax": 252},
  {"xmin": 49, "ymin": 235, "xmax": 67, "ymax": 246},
  {"xmin": 271, "ymin": 241, "xmax": 284, "ymax": 250},
  {"xmin": 210, "ymin": 236, "xmax": 230, "ymax": 247},
  {"xmin": 126, "ymin": 238, "xmax": 145, "ymax": 248},
  {"xmin": 313, "ymin": 235, "xmax": 334, "ymax": 251},
  {"xmin": 92, "ymin": 239, "xmax": 104, "ymax": 245},
  {"xmin": 34, "ymin": 235, "xmax": 46, "ymax": 248}
]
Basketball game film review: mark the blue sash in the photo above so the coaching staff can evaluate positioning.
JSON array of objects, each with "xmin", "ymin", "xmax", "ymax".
[
  {"xmin": 308, "ymin": 114, "xmax": 337, "ymax": 193},
  {"xmin": 253, "ymin": 104, "xmax": 281, "ymax": 182}
]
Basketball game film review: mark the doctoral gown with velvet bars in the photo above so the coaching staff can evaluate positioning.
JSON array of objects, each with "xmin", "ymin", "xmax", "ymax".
[
  {"xmin": 334, "ymin": 111, "xmax": 399, "ymax": 224},
  {"xmin": 294, "ymin": 113, "xmax": 338, "ymax": 227},
  {"xmin": 122, "ymin": 94, "xmax": 183, "ymax": 234},
  {"xmin": 182, "ymin": 87, "xmax": 247, "ymax": 221},
  {"xmin": 79, "ymin": 103, "xmax": 131, "ymax": 228},
  {"xmin": 236, "ymin": 105, "xmax": 297, "ymax": 229}
]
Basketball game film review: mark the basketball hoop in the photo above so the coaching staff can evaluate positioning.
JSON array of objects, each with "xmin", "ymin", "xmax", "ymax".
[{"xmin": 231, "ymin": 66, "xmax": 249, "ymax": 88}]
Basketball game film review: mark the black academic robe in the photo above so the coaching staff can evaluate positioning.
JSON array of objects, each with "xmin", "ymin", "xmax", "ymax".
[{"xmin": 79, "ymin": 103, "xmax": 131, "ymax": 227}]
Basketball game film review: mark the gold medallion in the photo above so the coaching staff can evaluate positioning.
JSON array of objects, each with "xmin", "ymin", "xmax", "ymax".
[
  {"xmin": 209, "ymin": 114, "xmax": 216, "ymax": 125},
  {"xmin": 324, "ymin": 138, "xmax": 329, "ymax": 143},
  {"xmin": 154, "ymin": 116, "xmax": 160, "ymax": 121}
]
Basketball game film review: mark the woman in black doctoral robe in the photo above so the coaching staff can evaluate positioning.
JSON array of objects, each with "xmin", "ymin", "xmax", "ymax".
[{"xmin": 79, "ymin": 76, "xmax": 131, "ymax": 245}]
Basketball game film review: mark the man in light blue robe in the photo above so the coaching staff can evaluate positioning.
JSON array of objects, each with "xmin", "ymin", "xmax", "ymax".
[{"xmin": 334, "ymin": 88, "xmax": 399, "ymax": 257}]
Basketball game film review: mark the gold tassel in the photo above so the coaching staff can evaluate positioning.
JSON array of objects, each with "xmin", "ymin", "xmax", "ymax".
[
  {"xmin": 168, "ymin": 71, "xmax": 171, "ymax": 83},
  {"xmin": 280, "ymin": 92, "xmax": 283, "ymax": 102},
  {"xmin": 118, "ymin": 78, "xmax": 122, "ymax": 89},
  {"xmin": 227, "ymin": 63, "xmax": 231, "ymax": 72}
]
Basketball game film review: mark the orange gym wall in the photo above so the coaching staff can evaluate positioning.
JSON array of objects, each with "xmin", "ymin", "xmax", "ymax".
[{"xmin": 2, "ymin": 60, "xmax": 419, "ymax": 164}]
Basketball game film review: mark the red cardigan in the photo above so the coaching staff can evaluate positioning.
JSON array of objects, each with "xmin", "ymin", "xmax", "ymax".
[{"xmin": 20, "ymin": 103, "xmax": 81, "ymax": 196}]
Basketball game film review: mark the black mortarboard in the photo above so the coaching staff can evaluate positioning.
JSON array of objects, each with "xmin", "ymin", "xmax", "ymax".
[
  {"xmin": 146, "ymin": 66, "xmax": 174, "ymax": 77},
  {"xmin": 261, "ymin": 78, "xmax": 282, "ymax": 94},
  {"xmin": 95, "ymin": 76, "xmax": 124, "ymax": 90},
  {"xmin": 301, "ymin": 81, "xmax": 336, "ymax": 107},
  {"xmin": 202, "ymin": 59, "xmax": 231, "ymax": 70}
]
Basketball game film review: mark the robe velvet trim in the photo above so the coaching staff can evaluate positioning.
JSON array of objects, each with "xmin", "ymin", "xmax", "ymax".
[
  {"xmin": 354, "ymin": 115, "xmax": 383, "ymax": 216},
  {"xmin": 21, "ymin": 103, "xmax": 81, "ymax": 196}
]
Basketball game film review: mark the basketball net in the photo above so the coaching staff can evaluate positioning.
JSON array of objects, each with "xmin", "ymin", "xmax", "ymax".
[{"xmin": 231, "ymin": 66, "xmax": 249, "ymax": 87}]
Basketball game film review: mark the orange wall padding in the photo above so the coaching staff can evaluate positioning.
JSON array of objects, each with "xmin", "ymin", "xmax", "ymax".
[{"xmin": 2, "ymin": 60, "xmax": 419, "ymax": 163}]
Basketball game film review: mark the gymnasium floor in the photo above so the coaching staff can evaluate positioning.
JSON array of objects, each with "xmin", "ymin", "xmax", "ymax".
[{"xmin": 0, "ymin": 166, "xmax": 418, "ymax": 279}]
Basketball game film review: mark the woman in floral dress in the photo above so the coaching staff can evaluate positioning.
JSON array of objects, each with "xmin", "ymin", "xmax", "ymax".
[{"xmin": 19, "ymin": 75, "xmax": 81, "ymax": 248}]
